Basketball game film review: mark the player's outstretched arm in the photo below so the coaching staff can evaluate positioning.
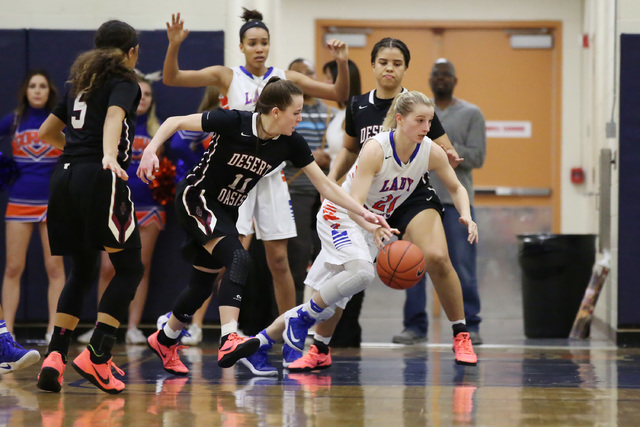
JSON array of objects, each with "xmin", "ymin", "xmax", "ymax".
[
  {"xmin": 430, "ymin": 145, "xmax": 478, "ymax": 244},
  {"xmin": 303, "ymin": 161, "xmax": 390, "ymax": 232},
  {"xmin": 286, "ymin": 39, "xmax": 349, "ymax": 102},
  {"xmin": 163, "ymin": 13, "xmax": 232, "ymax": 88},
  {"xmin": 138, "ymin": 113, "xmax": 203, "ymax": 183}
]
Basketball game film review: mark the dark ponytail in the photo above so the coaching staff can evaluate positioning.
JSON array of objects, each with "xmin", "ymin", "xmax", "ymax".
[
  {"xmin": 69, "ymin": 20, "xmax": 138, "ymax": 97},
  {"xmin": 255, "ymin": 77, "xmax": 303, "ymax": 114}
]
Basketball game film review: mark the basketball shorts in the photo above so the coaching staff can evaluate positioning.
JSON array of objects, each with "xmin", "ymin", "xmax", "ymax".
[
  {"xmin": 388, "ymin": 181, "xmax": 444, "ymax": 238},
  {"xmin": 47, "ymin": 160, "xmax": 141, "ymax": 255},
  {"xmin": 304, "ymin": 200, "xmax": 377, "ymax": 309},
  {"xmin": 5, "ymin": 199, "xmax": 48, "ymax": 222},
  {"xmin": 175, "ymin": 179, "xmax": 239, "ymax": 263},
  {"xmin": 236, "ymin": 170, "xmax": 296, "ymax": 241}
]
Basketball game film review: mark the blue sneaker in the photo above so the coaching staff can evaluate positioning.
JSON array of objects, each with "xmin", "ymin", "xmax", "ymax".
[
  {"xmin": 0, "ymin": 333, "xmax": 40, "ymax": 374},
  {"xmin": 283, "ymin": 307, "xmax": 315, "ymax": 352},
  {"xmin": 282, "ymin": 343, "xmax": 302, "ymax": 368},
  {"xmin": 237, "ymin": 348, "xmax": 277, "ymax": 377},
  {"xmin": 156, "ymin": 312, "xmax": 190, "ymax": 338}
]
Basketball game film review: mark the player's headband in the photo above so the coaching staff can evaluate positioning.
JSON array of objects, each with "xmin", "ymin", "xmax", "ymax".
[{"xmin": 239, "ymin": 20, "xmax": 269, "ymax": 41}]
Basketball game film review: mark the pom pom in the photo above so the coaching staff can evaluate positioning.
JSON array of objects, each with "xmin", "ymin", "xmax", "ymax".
[
  {"xmin": 0, "ymin": 152, "xmax": 20, "ymax": 192},
  {"xmin": 148, "ymin": 156, "xmax": 176, "ymax": 206}
]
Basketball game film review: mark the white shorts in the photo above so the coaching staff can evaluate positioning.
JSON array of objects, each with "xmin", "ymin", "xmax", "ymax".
[
  {"xmin": 304, "ymin": 200, "xmax": 378, "ymax": 309},
  {"xmin": 236, "ymin": 170, "xmax": 297, "ymax": 241}
]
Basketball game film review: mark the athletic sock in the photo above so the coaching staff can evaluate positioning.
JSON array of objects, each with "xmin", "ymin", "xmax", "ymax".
[
  {"xmin": 302, "ymin": 299, "xmax": 324, "ymax": 320},
  {"xmin": 88, "ymin": 323, "xmax": 117, "ymax": 363},
  {"xmin": 220, "ymin": 320, "xmax": 238, "ymax": 338},
  {"xmin": 47, "ymin": 326, "xmax": 74, "ymax": 363},
  {"xmin": 0, "ymin": 320, "xmax": 8, "ymax": 335},
  {"xmin": 257, "ymin": 329, "xmax": 275, "ymax": 351},
  {"xmin": 313, "ymin": 340, "xmax": 330, "ymax": 355},
  {"xmin": 313, "ymin": 333, "xmax": 332, "ymax": 346},
  {"xmin": 158, "ymin": 328, "xmax": 179, "ymax": 347},
  {"xmin": 163, "ymin": 323, "xmax": 182, "ymax": 340},
  {"xmin": 451, "ymin": 320, "xmax": 468, "ymax": 337}
]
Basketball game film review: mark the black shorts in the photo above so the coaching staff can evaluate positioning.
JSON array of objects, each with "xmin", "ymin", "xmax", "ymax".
[
  {"xmin": 387, "ymin": 179, "xmax": 444, "ymax": 239},
  {"xmin": 175, "ymin": 179, "xmax": 239, "ymax": 262},
  {"xmin": 47, "ymin": 159, "xmax": 141, "ymax": 255}
]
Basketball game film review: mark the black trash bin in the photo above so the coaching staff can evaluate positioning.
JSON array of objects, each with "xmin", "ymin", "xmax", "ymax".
[{"xmin": 517, "ymin": 234, "xmax": 596, "ymax": 338}]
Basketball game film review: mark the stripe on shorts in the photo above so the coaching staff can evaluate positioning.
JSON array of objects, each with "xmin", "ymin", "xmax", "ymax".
[{"xmin": 108, "ymin": 171, "xmax": 136, "ymax": 244}]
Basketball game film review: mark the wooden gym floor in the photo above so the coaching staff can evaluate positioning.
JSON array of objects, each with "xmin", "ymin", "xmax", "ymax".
[
  {"xmin": 2, "ymin": 320, "xmax": 639, "ymax": 427},
  {"xmin": 4, "ymin": 206, "xmax": 638, "ymax": 426}
]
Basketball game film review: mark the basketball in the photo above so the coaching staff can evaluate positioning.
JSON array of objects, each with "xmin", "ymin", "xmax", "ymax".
[{"xmin": 376, "ymin": 240, "xmax": 426, "ymax": 290}]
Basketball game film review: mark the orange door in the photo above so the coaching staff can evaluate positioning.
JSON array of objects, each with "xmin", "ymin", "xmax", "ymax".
[{"xmin": 316, "ymin": 21, "xmax": 562, "ymax": 230}]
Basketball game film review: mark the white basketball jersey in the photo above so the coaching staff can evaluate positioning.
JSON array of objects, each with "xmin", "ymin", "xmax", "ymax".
[
  {"xmin": 225, "ymin": 66, "xmax": 287, "ymax": 111},
  {"xmin": 342, "ymin": 131, "xmax": 432, "ymax": 219}
]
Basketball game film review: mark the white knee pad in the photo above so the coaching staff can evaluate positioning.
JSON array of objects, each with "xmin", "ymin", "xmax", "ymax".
[{"xmin": 319, "ymin": 259, "xmax": 375, "ymax": 307}]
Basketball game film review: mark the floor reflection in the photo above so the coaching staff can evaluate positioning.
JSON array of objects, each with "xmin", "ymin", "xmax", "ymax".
[{"xmin": 2, "ymin": 342, "xmax": 640, "ymax": 426}]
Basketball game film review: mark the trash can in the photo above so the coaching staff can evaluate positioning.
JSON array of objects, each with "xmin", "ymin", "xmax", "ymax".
[{"xmin": 517, "ymin": 234, "xmax": 596, "ymax": 338}]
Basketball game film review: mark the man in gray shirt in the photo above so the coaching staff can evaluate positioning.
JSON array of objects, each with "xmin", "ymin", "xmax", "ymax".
[{"xmin": 393, "ymin": 58, "xmax": 486, "ymax": 345}]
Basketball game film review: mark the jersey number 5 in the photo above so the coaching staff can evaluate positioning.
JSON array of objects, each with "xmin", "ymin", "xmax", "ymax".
[{"xmin": 71, "ymin": 91, "xmax": 87, "ymax": 129}]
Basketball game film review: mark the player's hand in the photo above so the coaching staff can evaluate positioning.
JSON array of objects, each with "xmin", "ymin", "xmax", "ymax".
[
  {"xmin": 103, "ymin": 155, "xmax": 128, "ymax": 181},
  {"xmin": 447, "ymin": 150, "xmax": 464, "ymax": 168},
  {"xmin": 437, "ymin": 143, "xmax": 463, "ymax": 168},
  {"xmin": 373, "ymin": 226, "xmax": 399, "ymax": 249},
  {"xmin": 166, "ymin": 13, "xmax": 189, "ymax": 45},
  {"xmin": 362, "ymin": 211, "xmax": 394, "ymax": 232},
  {"xmin": 137, "ymin": 149, "xmax": 160, "ymax": 184},
  {"xmin": 459, "ymin": 216, "xmax": 478, "ymax": 244},
  {"xmin": 326, "ymin": 39, "xmax": 348, "ymax": 62}
]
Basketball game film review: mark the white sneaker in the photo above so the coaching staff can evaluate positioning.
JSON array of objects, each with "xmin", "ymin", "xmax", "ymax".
[
  {"xmin": 180, "ymin": 324, "xmax": 202, "ymax": 345},
  {"xmin": 126, "ymin": 327, "xmax": 147, "ymax": 345},
  {"xmin": 77, "ymin": 329, "xmax": 93, "ymax": 344}
]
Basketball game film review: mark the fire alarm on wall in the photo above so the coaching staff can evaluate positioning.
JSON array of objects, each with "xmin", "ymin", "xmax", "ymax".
[{"xmin": 571, "ymin": 167, "xmax": 585, "ymax": 184}]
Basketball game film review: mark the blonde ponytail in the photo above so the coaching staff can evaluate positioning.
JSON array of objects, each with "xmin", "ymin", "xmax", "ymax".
[{"xmin": 382, "ymin": 91, "xmax": 434, "ymax": 131}]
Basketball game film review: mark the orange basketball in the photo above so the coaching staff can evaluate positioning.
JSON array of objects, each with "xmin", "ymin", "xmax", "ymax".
[{"xmin": 376, "ymin": 240, "xmax": 426, "ymax": 290}]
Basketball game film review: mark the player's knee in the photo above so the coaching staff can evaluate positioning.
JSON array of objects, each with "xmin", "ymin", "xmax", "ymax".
[
  {"xmin": 109, "ymin": 249, "xmax": 144, "ymax": 284},
  {"xmin": 360, "ymin": 265, "xmax": 376, "ymax": 285},
  {"xmin": 336, "ymin": 269, "xmax": 372, "ymax": 299},
  {"xmin": 346, "ymin": 259, "xmax": 376, "ymax": 285},
  {"xmin": 229, "ymin": 248, "xmax": 252, "ymax": 286},
  {"xmin": 267, "ymin": 253, "xmax": 289, "ymax": 276},
  {"xmin": 424, "ymin": 251, "xmax": 451, "ymax": 277},
  {"xmin": 3, "ymin": 261, "xmax": 26, "ymax": 279}
]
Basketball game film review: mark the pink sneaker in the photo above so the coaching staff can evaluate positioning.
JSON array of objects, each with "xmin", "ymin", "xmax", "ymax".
[
  {"xmin": 37, "ymin": 352, "xmax": 66, "ymax": 393},
  {"xmin": 288, "ymin": 345, "xmax": 332, "ymax": 372},
  {"xmin": 72, "ymin": 348, "xmax": 125, "ymax": 394},
  {"xmin": 147, "ymin": 330, "xmax": 189, "ymax": 376},
  {"xmin": 217, "ymin": 333, "xmax": 260, "ymax": 368},
  {"xmin": 453, "ymin": 332, "xmax": 477, "ymax": 366}
]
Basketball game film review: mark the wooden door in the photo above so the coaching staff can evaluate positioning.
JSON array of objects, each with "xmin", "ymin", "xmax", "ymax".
[{"xmin": 315, "ymin": 20, "xmax": 562, "ymax": 231}]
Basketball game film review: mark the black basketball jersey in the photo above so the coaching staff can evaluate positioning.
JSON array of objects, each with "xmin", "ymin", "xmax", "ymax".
[
  {"xmin": 345, "ymin": 89, "xmax": 445, "ymax": 146},
  {"xmin": 187, "ymin": 108, "xmax": 314, "ymax": 212},
  {"xmin": 52, "ymin": 77, "xmax": 141, "ymax": 169}
]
